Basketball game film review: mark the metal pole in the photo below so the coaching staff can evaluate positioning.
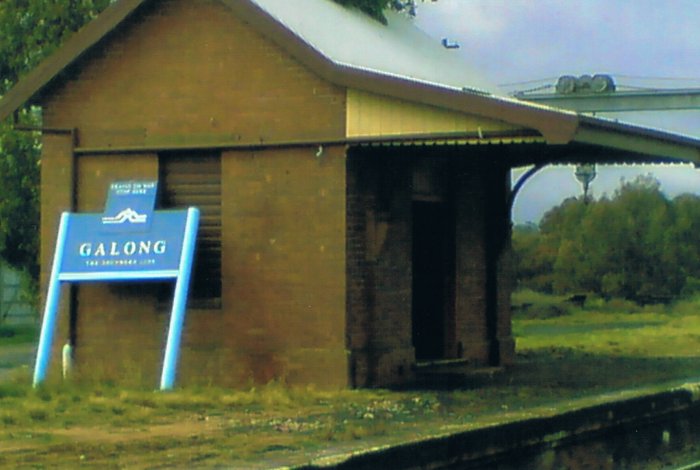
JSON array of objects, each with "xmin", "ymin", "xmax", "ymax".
[
  {"xmin": 33, "ymin": 212, "xmax": 70, "ymax": 387},
  {"xmin": 159, "ymin": 208, "xmax": 200, "ymax": 390}
]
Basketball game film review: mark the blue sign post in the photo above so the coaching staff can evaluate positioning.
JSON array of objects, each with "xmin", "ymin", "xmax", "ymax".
[{"xmin": 33, "ymin": 181, "xmax": 199, "ymax": 390}]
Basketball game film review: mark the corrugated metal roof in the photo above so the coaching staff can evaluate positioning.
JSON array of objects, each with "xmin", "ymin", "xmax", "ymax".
[
  {"xmin": 0, "ymin": 0, "xmax": 699, "ymax": 165},
  {"xmin": 249, "ymin": 0, "xmax": 499, "ymax": 94}
]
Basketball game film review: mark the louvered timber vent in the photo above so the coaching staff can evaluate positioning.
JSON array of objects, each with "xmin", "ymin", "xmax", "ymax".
[{"xmin": 159, "ymin": 152, "xmax": 222, "ymax": 309}]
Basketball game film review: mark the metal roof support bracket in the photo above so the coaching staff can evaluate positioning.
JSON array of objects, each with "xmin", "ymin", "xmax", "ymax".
[{"xmin": 508, "ymin": 163, "xmax": 546, "ymax": 214}]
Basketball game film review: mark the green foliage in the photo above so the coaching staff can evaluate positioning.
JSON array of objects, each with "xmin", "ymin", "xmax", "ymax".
[
  {"xmin": 332, "ymin": 0, "xmax": 427, "ymax": 24},
  {"xmin": 0, "ymin": 111, "xmax": 40, "ymax": 281},
  {"xmin": 511, "ymin": 289, "xmax": 576, "ymax": 319},
  {"xmin": 681, "ymin": 276, "xmax": 700, "ymax": 297},
  {"xmin": 0, "ymin": 323, "xmax": 38, "ymax": 345},
  {"xmin": 333, "ymin": 0, "xmax": 392, "ymax": 23},
  {"xmin": 0, "ymin": 0, "xmax": 111, "ymax": 94},
  {"xmin": 0, "ymin": 1, "xmax": 111, "ymax": 283},
  {"xmin": 513, "ymin": 175, "xmax": 700, "ymax": 303},
  {"xmin": 512, "ymin": 223, "xmax": 555, "ymax": 292}
]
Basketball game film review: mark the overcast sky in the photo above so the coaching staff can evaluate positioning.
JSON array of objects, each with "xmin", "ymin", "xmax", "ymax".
[{"xmin": 414, "ymin": 0, "xmax": 700, "ymax": 223}]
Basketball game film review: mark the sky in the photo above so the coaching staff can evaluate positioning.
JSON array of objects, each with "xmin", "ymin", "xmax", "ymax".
[{"xmin": 414, "ymin": 0, "xmax": 700, "ymax": 224}]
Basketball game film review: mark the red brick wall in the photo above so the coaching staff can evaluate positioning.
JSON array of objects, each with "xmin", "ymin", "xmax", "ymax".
[
  {"xmin": 346, "ymin": 149, "xmax": 415, "ymax": 387},
  {"xmin": 346, "ymin": 147, "xmax": 515, "ymax": 386},
  {"xmin": 454, "ymin": 162, "xmax": 490, "ymax": 364},
  {"xmin": 495, "ymin": 168, "xmax": 516, "ymax": 365},
  {"xmin": 38, "ymin": 0, "xmax": 348, "ymax": 387},
  {"xmin": 42, "ymin": 0, "xmax": 345, "ymax": 148},
  {"xmin": 455, "ymin": 157, "xmax": 515, "ymax": 366},
  {"xmin": 39, "ymin": 132, "xmax": 76, "ymax": 382},
  {"xmin": 40, "ymin": 133, "xmax": 75, "ymax": 300},
  {"xmin": 216, "ymin": 146, "xmax": 347, "ymax": 387}
]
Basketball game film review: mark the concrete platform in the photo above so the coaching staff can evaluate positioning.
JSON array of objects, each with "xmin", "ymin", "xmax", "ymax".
[
  {"xmin": 413, "ymin": 360, "xmax": 505, "ymax": 389},
  {"xmin": 292, "ymin": 383, "xmax": 700, "ymax": 469}
]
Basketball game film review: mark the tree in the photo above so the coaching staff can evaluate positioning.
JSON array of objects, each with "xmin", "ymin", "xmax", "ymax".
[
  {"xmin": 512, "ymin": 223, "xmax": 556, "ymax": 292},
  {"xmin": 0, "ymin": 0, "xmax": 111, "ymax": 286},
  {"xmin": 0, "ymin": 0, "xmax": 111, "ymax": 94},
  {"xmin": 0, "ymin": 111, "xmax": 40, "ymax": 281},
  {"xmin": 332, "ymin": 0, "xmax": 424, "ymax": 24},
  {"xmin": 606, "ymin": 176, "xmax": 680, "ymax": 300},
  {"xmin": 671, "ymin": 194, "xmax": 700, "ymax": 292},
  {"xmin": 333, "ymin": 0, "xmax": 391, "ymax": 23},
  {"xmin": 513, "ymin": 175, "xmax": 700, "ymax": 303}
]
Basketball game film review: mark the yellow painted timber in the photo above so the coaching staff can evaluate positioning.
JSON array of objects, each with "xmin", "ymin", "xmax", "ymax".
[{"xmin": 346, "ymin": 89, "xmax": 526, "ymax": 138}]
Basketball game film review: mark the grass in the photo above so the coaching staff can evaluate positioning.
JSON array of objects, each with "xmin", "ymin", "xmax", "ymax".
[
  {"xmin": 512, "ymin": 289, "xmax": 700, "ymax": 357},
  {"xmin": 2, "ymin": 294, "xmax": 700, "ymax": 467},
  {"xmin": 0, "ymin": 380, "xmax": 454, "ymax": 467},
  {"xmin": 0, "ymin": 323, "xmax": 37, "ymax": 346}
]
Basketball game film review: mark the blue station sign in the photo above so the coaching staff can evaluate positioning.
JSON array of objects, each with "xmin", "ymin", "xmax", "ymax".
[
  {"xmin": 60, "ymin": 211, "xmax": 187, "ymax": 281},
  {"xmin": 34, "ymin": 180, "xmax": 200, "ymax": 390},
  {"xmin": 58, "ymin": 181, "xmax": 189, "ymax": 281}
]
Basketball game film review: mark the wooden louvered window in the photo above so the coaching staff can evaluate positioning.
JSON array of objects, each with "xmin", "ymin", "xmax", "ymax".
[{"xmin": 159, "ymin": 152, "xmax": 222, "ymax": 309}]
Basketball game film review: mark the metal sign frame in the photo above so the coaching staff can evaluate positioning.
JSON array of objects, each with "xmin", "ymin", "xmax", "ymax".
[{"xmin": 33, "ymin": 196, "xmax": 199, "ymax": 390}]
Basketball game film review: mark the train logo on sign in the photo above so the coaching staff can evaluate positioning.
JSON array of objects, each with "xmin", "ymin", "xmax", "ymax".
[{"xmin": 101, "ymin": 208, "xmax": 148, "ymax": 225}]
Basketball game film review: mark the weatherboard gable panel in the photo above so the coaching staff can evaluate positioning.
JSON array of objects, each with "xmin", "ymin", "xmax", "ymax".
[{"xmin": 346, "ymin": 89, "xmax": 525, "ymax": 138}]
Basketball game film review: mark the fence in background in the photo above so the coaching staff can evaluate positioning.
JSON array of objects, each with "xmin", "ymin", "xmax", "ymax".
[{"xmin": 0, "ymin": 263, "xmax": 34, "ymax": 324}]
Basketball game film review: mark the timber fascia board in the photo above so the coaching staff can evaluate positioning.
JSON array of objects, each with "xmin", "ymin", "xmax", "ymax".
[{"xmin": 574, "ymin": 116, "xmax": 700, "ymax": 164}]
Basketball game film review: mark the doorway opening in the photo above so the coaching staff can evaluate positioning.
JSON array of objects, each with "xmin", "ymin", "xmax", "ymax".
[{"xmin": 412, "ymin": 200, "xmax": 455, "ymax": 361}]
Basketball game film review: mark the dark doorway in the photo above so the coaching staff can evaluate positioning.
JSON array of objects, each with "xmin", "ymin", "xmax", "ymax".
[{"xmin": 412, "ymin": 201, "xmax": 455, "ymax": 361}]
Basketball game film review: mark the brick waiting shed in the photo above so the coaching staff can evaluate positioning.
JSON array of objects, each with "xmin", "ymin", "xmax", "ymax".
[{"xmin": 2, "ymin": 0, "xmax": 700, "ymax": 388}]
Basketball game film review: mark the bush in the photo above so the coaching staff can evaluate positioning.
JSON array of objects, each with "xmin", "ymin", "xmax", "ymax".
[
  {"xmin": 600, "ymin": 298, "xmax": 642, "ymax": 314},
  {"xmin": 511, "ymin": 290, "xmax": 575, "ymax": 319},
  {"xmin": 681, "ymin": 277, "xmax": 700, "ymax": 298},
  {"xmin": 0, "ymin": 324, "xmax": 38, "ymax": 345},
  {"xmin": 523, "ymin": 303, "xmax": 572, "ymax": 319}
]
